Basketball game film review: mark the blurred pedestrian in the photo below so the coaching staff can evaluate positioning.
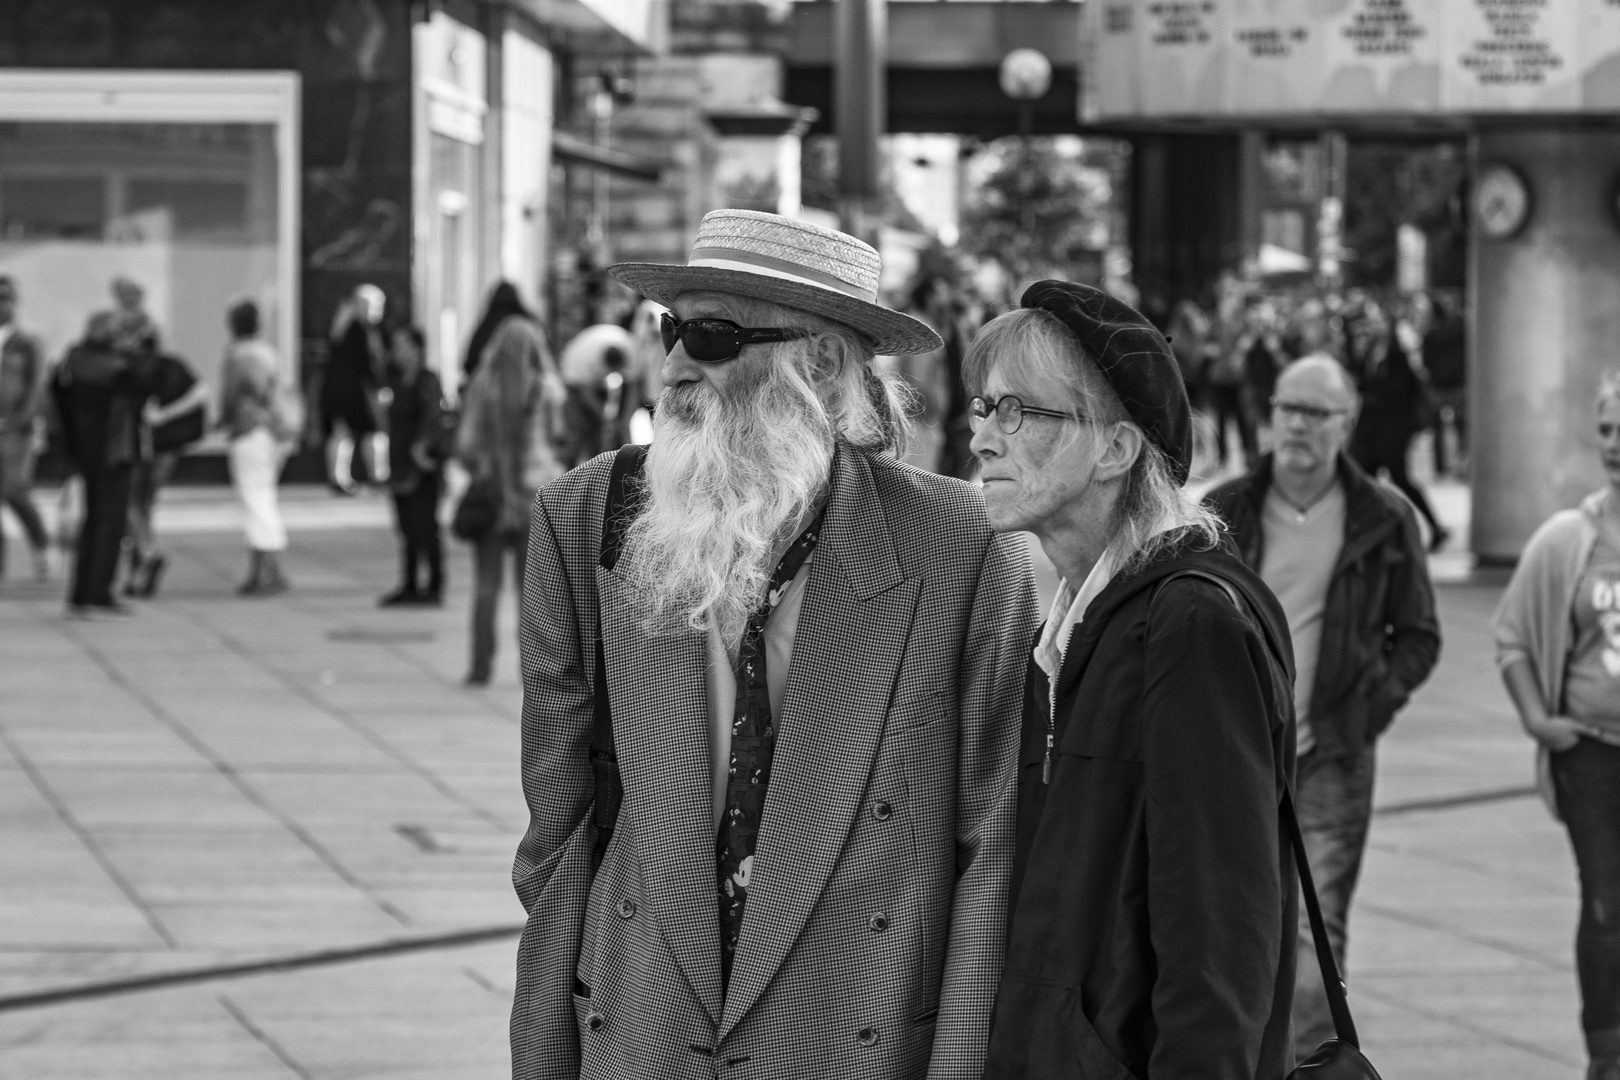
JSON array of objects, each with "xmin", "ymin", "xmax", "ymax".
[
  {"xmin": 1209, "ymin": 274, "xmax": 1257, "ymax": 468},
  {"xmin": 976, "ymin": 281, "xmax": 1297, "ymax": 1079},
  {"xmin": 322, "ymin": 283, "xmax": 386, "ymax": 494},
  {"xmin": 455, "ymin": 289, "xmax": 562, "ymax": 685},
  {"xmin": 1495, "ymin": 372, "xmax": 1620, "ymax": 1080},
  {"xmin": 110, "ymin": 276, "xmax": 159, "ymax": 355},
  {"xmin": 510, "ymin": 210, "xmax": 1032, "ymax": 1078},
  {"xmin": 557, "ymin": 320, "xmax": 637, "ymax": 467},
  {"xmin": 1166, "ymin": 296, "xmax": 1212, "ymax": 394},
  {"xmin": 462, "ymin": 280, "xmax": 528, "ymax": 380},
  {"xmin": 1242, "ymin": 297, "xmax": 1287, "ymax": 451},
  {"xmin": 219, "ymin": 299, "xmax": 290, "ymax": 597},
  {"xmin": 52, "ymin": 312, "xmax": 160, "ymax": 617},
  {"xmin": 1422, "ymin": 291, "xmax": 1467, "ymax": 478},
  {"xmin": 1346, "ymin": 301, "xmax": 1448, "ymax": 549},
  {"xmin": 124, "ymin": 349, "xmax": 207, "ymax": 598},
  {"xmin": 627, "ymin": 295, "xmax": 668, "ymax": 409},
  {"xmin": 1206, "ymin": 354, "xmax": 1440, "ymax": 1060},
  {"xmin": 378, "ymin": 326, "xmax": 445, "ymax": 607},
  {"xmin": 0, "ymin": 275, "xmax": 51, "ymax": 583}
]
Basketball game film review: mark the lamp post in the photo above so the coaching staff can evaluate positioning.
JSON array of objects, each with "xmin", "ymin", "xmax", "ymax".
[
  {"xmin": 999, "ymin": 48, "xmax": 1052, "ymax": 243},
  {"xmin": 836, "ymin": 0, "xmax": 887, "ymax": 244}
]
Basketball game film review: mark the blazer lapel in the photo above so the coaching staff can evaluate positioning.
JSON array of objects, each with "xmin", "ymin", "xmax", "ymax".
[
  {"xmin": 597, "ymin": 564, "xmax": 725, "ymax": 1025},
  {"xmin": 719, "ymin": 447, "xmax": 919, "ymax": 1037}
]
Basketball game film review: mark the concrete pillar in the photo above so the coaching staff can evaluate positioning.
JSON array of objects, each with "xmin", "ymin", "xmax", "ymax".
[{"xmin": 1472, "ymin": 129, "xmax": 1620, "ymax": 562}]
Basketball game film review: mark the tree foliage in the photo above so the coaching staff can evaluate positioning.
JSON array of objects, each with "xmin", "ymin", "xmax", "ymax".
[
  {"xmin": 958, "ymin": 138, "xmax": 1117, "ymax": 287},
  {"xmin": 1344, "ymin": 141, "xmax": 1467, "ymax": 288}
]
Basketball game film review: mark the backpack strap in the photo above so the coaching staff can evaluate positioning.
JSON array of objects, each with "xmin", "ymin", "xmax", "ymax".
[
  {"xmin": 590, "ymin": 444, "xmax": 647, "ymax": 873},
  {"xmin": 1157, "ymin": 567, "xmax": 1361, "ymax": 1050}
]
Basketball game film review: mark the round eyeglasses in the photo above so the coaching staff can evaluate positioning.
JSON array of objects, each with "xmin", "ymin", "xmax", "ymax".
[
  {"xmin": 967, "ymin": 395, "xmax": 1078, "ymax": 435},
  {"xmin": 660, "ymin": 313, "xmax": 804, "ymax": 363}
]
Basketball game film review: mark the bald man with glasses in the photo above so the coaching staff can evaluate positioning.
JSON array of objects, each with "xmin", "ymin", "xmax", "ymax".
[{"xmin": 1204, "ymin": 353, "xmax": 1440, "ymax": 1060}]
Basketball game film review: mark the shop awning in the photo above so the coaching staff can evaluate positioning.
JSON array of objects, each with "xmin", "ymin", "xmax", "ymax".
[{"xmin": 552, "ymin": 131, "xmax": 663, "ymax": 182}]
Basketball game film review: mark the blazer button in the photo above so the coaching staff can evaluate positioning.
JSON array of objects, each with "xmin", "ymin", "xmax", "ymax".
[
  {"xmin": 857, "ymin": 1026, "xmax": 880, "ymax": 1048},
  {"xmin": 585, "ymin": 1011, "xmax": 606, "ymax": 1032},
  {"xmin": 867, "ymin": 913, "xmax": 889, "ymax": 933},
  {"xmin": 617, "ymin": 898, "xmax": 636, "ymax": 919},
  {"xmin": 870, "ymin": 800, "xmax": 893, "ymax": 821}
]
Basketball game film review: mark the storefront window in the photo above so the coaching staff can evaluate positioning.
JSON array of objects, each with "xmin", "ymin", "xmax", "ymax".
[{"xmin": 0, "ymin": 120, "xmax": 281, "ymax": 396}]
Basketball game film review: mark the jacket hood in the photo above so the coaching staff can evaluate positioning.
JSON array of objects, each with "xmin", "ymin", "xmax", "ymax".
[{"xmin": 1072, "ymin": 537, "xmax": 1296, "ymax": 681}]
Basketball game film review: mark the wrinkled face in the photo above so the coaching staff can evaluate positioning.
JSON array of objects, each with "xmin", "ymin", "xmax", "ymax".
[
  {"xmin": 969, "ymin": 356, "xmax": 1096, "ymax": 540},
  {"xmin": 659, "ymin": 292, "xmax": 787, "ymax": 416},
  {"xmin": 1271, "ymin": 361, "xmax": 1355, "ymax": 477},
  {"xmin": 1599, "ymin": 396, "xmax": 1620, "ymax": 487}
]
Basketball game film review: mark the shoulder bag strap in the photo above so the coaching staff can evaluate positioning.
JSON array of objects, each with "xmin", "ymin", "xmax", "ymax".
[
  {"xmin": 1158, "ymin": 568, "xmax": 1361, "ymax": 1050},
  {"xmin": 590, "ymin": 444, "xmax": 648, "ymax": 873}
]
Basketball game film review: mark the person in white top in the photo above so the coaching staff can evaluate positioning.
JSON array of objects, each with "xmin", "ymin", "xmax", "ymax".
[{"xmin": 0, "ymin": 275, "xmax": 50, "ymax": 582}]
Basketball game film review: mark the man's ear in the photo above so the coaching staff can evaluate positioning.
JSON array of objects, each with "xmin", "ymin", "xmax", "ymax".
[{"xmin": 1095, "ymin": 421, "xmax": 1143, "ymax": 483}]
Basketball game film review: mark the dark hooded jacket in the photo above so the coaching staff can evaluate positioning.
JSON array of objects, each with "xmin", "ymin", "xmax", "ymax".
[
  {"xmin": 1204, "ymin": 452, "xmax": 1440, "ymax": 760},
  {"xmin": 985, "ymin": 538, "xmax": 1298, "ymax": 1080}
]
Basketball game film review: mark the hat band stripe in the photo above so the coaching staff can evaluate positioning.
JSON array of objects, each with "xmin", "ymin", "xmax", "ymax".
[{"xmin": 688, "ymin": 248, "xmax": 875, "ymax": 302}]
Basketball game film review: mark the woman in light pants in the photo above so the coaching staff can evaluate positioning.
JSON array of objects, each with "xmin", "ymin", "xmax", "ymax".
[{"xmin": 219, "ymin": 300, "xmax": 290, "ymax": 595}]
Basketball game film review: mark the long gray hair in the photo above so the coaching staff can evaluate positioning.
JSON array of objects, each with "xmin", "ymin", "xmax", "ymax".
[{"xmin": 965, "ymin": 307, "xmax": 1223, "ymax": 574}]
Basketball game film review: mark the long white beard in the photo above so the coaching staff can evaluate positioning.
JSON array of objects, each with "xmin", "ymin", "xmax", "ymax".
[{"xmin": 621, "ymin": 362, "xmax": 835, "ymax": 644}]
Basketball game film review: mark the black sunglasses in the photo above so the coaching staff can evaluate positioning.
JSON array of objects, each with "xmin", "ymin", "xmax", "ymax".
[
  {"xmin": 968, "ymin": 395, "xmax": 1079, "ymax": 435},
  {"xmin": 660, "ymin": 313, "xmax": 803, "ymax": 363}
]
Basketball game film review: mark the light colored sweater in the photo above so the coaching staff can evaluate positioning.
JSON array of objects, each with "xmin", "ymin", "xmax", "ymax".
[{"xmin": 1493, "ymin": 487, "xmax": 1620, "ymax": 816}]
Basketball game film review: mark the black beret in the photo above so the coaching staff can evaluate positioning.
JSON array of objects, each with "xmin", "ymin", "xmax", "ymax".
[{"xmin": 1020, "ymin": 279, "xmax": 1193, "ymax": 485}]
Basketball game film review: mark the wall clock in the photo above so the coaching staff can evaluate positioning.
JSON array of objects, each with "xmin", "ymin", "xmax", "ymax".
[{"xmin": 1474, "ymin": 164, "xmax": 1530, "ymax": 240}]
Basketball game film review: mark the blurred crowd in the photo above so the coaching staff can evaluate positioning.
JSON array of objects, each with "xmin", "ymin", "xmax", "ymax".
[
  {"xmin": 0, "ymin": 260, "xmax": 1467, "ymax": 685},
  {"xmin": 870, "ymin": 268, "xmax": 1467, "ymax": 561}
]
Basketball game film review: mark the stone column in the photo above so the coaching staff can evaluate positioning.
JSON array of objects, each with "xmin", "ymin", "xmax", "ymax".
[{"xmin": 1471, "ymin": 129, "xmax": 1620, "ymax": 562}]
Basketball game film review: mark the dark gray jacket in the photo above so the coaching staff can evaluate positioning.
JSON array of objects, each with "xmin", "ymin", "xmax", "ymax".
[{"xmin": 1204, "ymin": 452, "xmax": 1441, "ymax": 758}]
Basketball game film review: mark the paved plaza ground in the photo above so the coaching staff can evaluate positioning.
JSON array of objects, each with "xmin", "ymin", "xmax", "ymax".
[{"xmin": 0, "ymin": 480, "xmax": 1594, "ymax": 1078}]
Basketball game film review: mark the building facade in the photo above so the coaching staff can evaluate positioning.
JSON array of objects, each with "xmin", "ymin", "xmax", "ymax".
[{"xmin": 0, "ymin": 0, "xmax": 656, "ymax": 471}]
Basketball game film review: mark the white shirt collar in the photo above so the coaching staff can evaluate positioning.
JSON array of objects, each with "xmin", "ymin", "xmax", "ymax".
[
  {"xmin": 0, "ymin": 323, "xmax": 13, "ymax": 353},
  {"xmin": 1033, "ymin": 546, "xmax": 1120, "ymax": 685}
]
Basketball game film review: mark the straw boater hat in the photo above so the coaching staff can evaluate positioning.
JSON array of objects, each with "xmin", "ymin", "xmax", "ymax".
[{"xmin": 608, "ymin": 209, "xmax": 943, "ymax": 355}]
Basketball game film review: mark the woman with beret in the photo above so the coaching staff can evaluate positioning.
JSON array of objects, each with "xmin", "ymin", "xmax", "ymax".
[{"xmin": 976, "ymin": 281, "xmax": 1299, "ymax": 1079}]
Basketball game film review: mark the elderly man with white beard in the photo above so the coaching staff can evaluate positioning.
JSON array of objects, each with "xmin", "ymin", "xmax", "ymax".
[{"xmin": 508, "ymin": 210, "xmax": 1036, "ymax": 1080}]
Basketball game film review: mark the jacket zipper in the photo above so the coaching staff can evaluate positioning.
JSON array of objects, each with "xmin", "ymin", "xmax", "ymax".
[
  {"xmin": 1044, "ymin": 626, "xmax": 1077, "ymax": 785},
  {"xmin": 1043, "ymin": 679, "xmax": 1055, "ymax": 784}
]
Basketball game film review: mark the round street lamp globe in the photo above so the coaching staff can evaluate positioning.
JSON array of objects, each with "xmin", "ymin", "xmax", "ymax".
[{"xmin": 999, "ymin": 48, "xmax": 1053, "ymax": 101}]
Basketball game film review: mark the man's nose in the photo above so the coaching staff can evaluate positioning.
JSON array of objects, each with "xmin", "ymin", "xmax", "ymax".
[{"xmin": 661, "ymin": 343, "xmax": 706, "ymax": 386}]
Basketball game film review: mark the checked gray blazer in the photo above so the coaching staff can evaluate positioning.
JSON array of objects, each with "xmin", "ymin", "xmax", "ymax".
[{"xmin": 510, "ymin": 443, "xmax": 1036, "ymax": 1080}]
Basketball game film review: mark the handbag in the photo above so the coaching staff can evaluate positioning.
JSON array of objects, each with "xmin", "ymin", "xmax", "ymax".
[
  {"xmin": 1284, "ymin": 787, "xmax": 1382, "ymax": 1079},
  {"xmin": 153, "ymin": 405, "xmax": 205, "ymax": 452},
  {"xmin": 450, "ymin": 475, "xmax": 500, "ymax": 542}
]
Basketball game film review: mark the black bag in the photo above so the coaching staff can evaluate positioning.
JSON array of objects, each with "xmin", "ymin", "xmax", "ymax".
[
  {"xmin": 151, "ymin": 353, "xmax": 205, "ymax": 452},
  {"xmin": 450, "ymin": 476, "xmax": 500, "ymax": 541},
  {"xmin": 153, "ymin": 405, "xmax": 205, "ymax": 453},
  {"xmin": 1165, "ymin": 569, "xmax": 1382, "ymax": 1080},
  {"xmin": 1283, "ymin": 788, "xmax": 1382, "ymax": 1079}
]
